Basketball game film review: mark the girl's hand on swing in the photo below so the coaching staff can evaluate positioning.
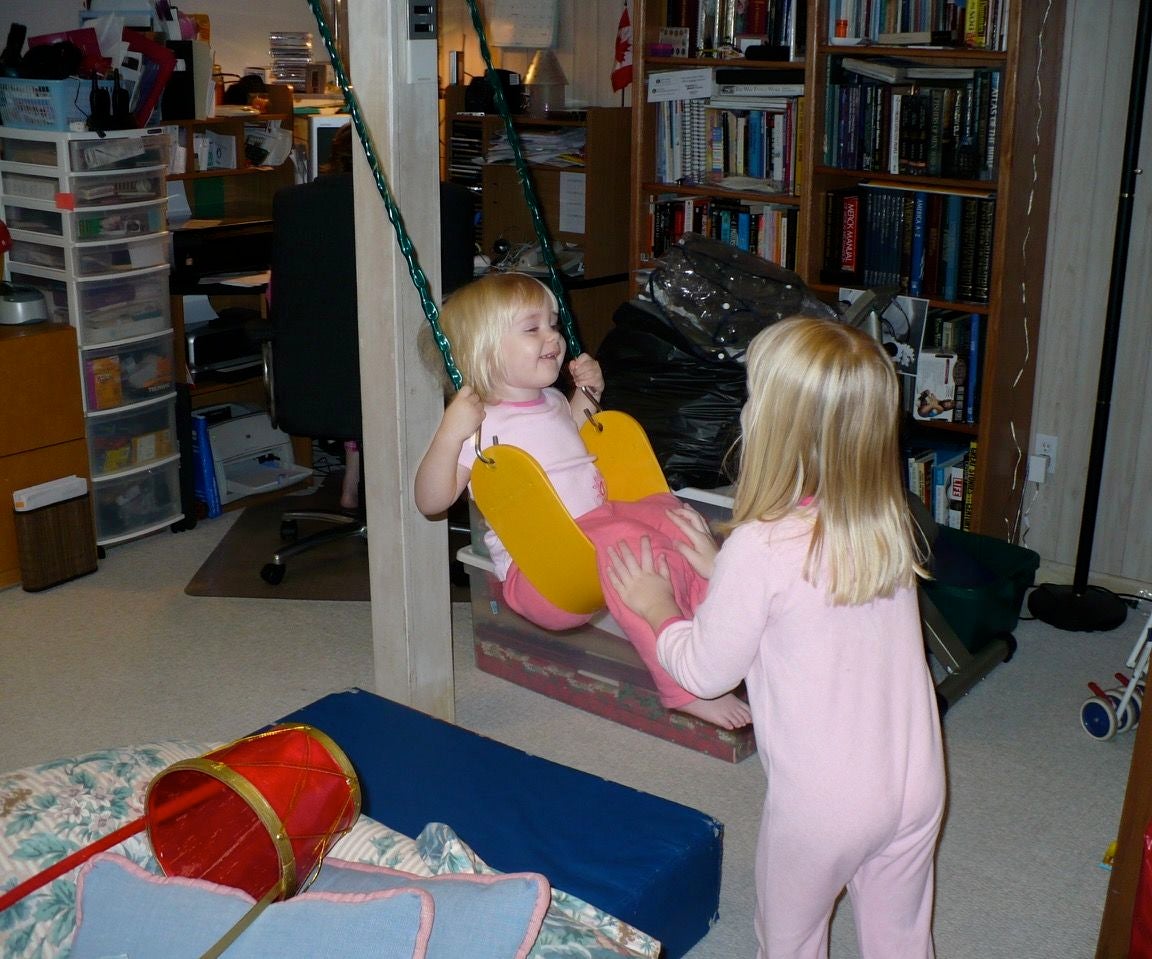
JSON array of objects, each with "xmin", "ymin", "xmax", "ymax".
[
  {"xmin": 606, "ymin": 536, "xmax": 680, "ymax": 627},
  {"xmin": 666, "ymin": 507, "xmax": 719, "ymax": 580},
  {"xmin": 442, "ymin": 386, "xmax": 486, "ymax": 444},
  {"xmin": 568, "ymin": 353, "xmax": 605, "ymax": 399}
]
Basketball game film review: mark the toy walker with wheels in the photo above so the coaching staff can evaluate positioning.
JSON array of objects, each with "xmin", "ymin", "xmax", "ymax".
[{"xmin": 1081, "ymin": 607, "xmax": 1152, "ymax": 741}]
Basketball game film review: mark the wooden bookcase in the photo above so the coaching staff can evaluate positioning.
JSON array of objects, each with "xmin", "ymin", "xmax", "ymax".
[
  {"xmin": 626, "ymin": 0, "xmax": 1066, "ymax": 539},
  {"xmin": 445, "ymin": 105, "xmax": 632, "ymax": 355}
]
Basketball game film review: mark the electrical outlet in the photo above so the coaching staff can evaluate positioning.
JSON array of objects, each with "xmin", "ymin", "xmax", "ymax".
[{"xmin": 1035, "ymin": 433, "xmax": 1058, "ymax": 474}]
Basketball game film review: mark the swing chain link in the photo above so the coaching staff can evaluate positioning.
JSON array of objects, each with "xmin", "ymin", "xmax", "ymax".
[{"xmin": 580, "ymin": 385, "xmax": 604, "ymax": 432}]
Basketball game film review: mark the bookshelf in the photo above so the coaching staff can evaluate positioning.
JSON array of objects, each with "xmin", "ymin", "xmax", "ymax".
[
  {"xmin": 627, "ymin": 0, "xmax": 1066, "ymax": 538},
  {"xmin": 444, "ymin": 102, "xmax": 632, "ymax": 354}
]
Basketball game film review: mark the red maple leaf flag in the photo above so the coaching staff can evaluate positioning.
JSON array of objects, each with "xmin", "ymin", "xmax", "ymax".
[{"xmin": 611, "ymin": 0, "xmax": 633, "ymax": 92}]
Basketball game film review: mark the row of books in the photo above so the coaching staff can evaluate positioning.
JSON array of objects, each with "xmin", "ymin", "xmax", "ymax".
[
  {"xmin": 825, "ymin": 63, "xmax": 1000, "ymax": 181},
  {"xmin": 905, "ymin": 439, "xmax": 978, "ymax": 531},
  {"xmin": 664, "ymin": 0, "xmax": 805, "ymax": 57},
  {"xmin": 654, "ymin": 96, "xmax": 802, "ymax": 192},
  {"xmin": 909, "ymin": 308, "xmax": 983, "ymax": 425},
  {"xmin": 650, "ymin": 194, "xmax": 798, "ymax": 266},
  {"xmin": 821, "ymin": 184, "xmax": 996, "ymax": 304},
  {"xmin": 828, "ymin": 0, "xmax": 1008, "ymax": 51}
]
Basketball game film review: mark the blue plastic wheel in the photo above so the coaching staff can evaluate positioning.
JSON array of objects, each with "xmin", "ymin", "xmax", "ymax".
[{"xmin": 1082, "ymin": 696, "xmax": 1118, "ymax": 741}]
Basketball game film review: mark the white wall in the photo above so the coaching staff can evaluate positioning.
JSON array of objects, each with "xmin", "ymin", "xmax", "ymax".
[{"xmin": 1032, "ymin": 0, "xmax": 1152, "ymax": 591}]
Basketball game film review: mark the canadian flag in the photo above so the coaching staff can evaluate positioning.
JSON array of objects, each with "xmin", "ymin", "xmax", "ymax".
[{"xmin": 611, "ymin": 0, "xmax": 633, "ymax": 92}]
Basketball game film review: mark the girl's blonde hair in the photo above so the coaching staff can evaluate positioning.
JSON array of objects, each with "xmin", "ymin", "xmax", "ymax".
[
  {"xmin": 432, "ymin": 272, "xmax": 558, "ymax": 401},
  {"xmin": 732, "ymin": 316, "xmax": 927, "ymax": 605}
]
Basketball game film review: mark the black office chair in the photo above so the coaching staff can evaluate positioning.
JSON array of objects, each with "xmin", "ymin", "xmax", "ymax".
[{"xmin": 259, "ymin": 176, "xmax": 477, "ymax": 585}]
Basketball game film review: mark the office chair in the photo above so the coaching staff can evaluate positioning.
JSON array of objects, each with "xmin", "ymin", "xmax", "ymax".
[{"xmin": 259, "ymin": 176, "xmax": 477, "ymax": 585}]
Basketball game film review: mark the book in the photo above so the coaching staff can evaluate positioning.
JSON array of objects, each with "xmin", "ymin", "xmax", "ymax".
[
  {"xmin": 946, "ymin": 458, "xmax": 967, "ymax": 528},
  {"xmin": 962, "ymin": 440, "xmax": 978, "ymax": 531},
  {"xmin": 939, "ymin": 190, "xmax": 964, "ymax": 301},
  {"xmin": 965, "ymin": 312, "xmax": 981, "ymax": 424},
  {"xmin": 876, "ymin": 30, "xmax": 959, "ymax": 46},
  {"xmin": 841, "ymin": 57, "xmax": 975, "ymax": 83},
  {"xmin": 908, "ymin": 190, "xmax": 928, "ymax": 295},
  {"xmin": 913, "ymin": 344, "xmax": 960, "ymax": 422},
  {"xmin": 191, "ymin": 413, "xmax": 222, "ymax": 519},
  {"xmin": 964, "ymin": 0, "xmax": 989, "ymax": 49},
  {"xmin": 932, "ymin": 447, "xmax": 969, "ymax": 525}
]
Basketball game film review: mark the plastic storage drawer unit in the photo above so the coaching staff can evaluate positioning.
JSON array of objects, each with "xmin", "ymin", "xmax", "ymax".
[
  {"xmin": 81, "ymin": 332, "xmax": 174, "ymax": 412},
  {"xmin": 86, "ymin": 394, "xmax": 178, "ymax": 478},
  {"xmin": 92, "ymin": 459, "xmax": 181, "ymax": 544}
]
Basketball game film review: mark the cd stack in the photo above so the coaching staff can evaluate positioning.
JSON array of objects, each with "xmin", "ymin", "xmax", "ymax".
[{"xmin": 269, "ymin": 31, "xmax": 313, "ymax": 90}]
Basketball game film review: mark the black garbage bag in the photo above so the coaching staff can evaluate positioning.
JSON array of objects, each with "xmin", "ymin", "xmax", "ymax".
[
  {"xmin": 599, "ymin": 301, "xmax": 746, "ymax": 491},
  {"xmin": 646, "ymin": 233, "xmax": 838, "ymax": 363}
]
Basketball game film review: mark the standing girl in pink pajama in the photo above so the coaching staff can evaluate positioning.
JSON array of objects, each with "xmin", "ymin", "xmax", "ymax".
[
  {"xmin": 413, "ymin": 271, "xmax": 751, "ymax": 730},
  {"xmin": 607, "ymin": 316, "xmax": 946, "ymax": 958}
]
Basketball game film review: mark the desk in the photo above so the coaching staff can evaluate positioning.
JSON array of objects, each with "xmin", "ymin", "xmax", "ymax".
[{"xmin": 0, "ymin": 324, "xmax": 91, "ymax": 588}]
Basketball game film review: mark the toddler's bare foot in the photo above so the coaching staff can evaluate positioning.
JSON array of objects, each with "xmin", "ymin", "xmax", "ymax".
[{"xmin": 676, "ymin": 694, "xmax": 752, "ymax": 730}]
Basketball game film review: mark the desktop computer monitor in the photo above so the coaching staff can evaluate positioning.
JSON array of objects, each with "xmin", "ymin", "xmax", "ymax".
[{"xmin": 308, "ymin": 114, "xmax": 352, "ymax": 179}]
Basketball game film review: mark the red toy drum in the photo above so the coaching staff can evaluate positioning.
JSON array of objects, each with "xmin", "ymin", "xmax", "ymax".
[{"xmin": 145, "ymin": 723, "xmax": 361, "ymax": 900}]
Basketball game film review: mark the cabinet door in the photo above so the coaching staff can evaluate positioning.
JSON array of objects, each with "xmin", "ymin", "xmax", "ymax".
[{"xmin": 0, "ymin": 325, "xmax": 85, "ymax": 458}]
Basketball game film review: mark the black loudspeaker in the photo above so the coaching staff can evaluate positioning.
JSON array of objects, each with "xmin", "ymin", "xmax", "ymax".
[{"xmin": 464, "ymin": 70, "xmax": 525, "ymax": 114}]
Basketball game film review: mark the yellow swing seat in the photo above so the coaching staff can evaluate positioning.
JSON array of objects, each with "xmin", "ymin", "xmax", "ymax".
[{"xmin": 470, "ymin": 409, "xmax": 669, "ymax": 615}]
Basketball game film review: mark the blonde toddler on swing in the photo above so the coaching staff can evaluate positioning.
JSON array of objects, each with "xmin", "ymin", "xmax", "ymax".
[{"xmin": 414, "ymin": 271, "xmax": 751, "ymax": 730}]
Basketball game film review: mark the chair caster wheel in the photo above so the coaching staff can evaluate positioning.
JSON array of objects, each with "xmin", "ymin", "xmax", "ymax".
[
  {"xmin": 280, "ymin": 519, "xmax": 298, "ymax": 541},
  {"xmin": 261, "ymin": 563, "xmax": 286, "ymax": 585}
]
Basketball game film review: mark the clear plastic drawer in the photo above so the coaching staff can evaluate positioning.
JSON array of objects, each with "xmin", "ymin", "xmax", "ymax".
[
  {"xmin": 75, "ymin": 269, "xmax": 171, "ymax": 346},
  {"xmin": 63, "ymin": 169, "xmax": 168, "ymax": 208},
  {"xmin": 2, "ymin": 171, "xmax": 57, "ymax": 202},
  {"xmin": 2, "ymin": 202, "xmax": 62, "ymax": 237},
  {"xmin": 68, "ymin": 133, "xmax": 170, "ymax": 172},
  {"xmin": 86, "ymin": 394, "xmax": 178, "ymax": 478},
  {"xmin": 81, "ymin": 332, "xmax": 174, "ymax": 412},
  {"xmin": 74, "ymin": 201, "xmax": 167, "ymax": 242},
  {"xmin": 73, "ymin": 234, "xmax": 169, "ymax": 276},
  {"xmin": 92, "ymin": 458, "xmax": 182, "ymax": 544},
  {"xmin": 7, "ymin": 235, "xmax": 64, "ymax": 271},
  {"xmin": 0, "ymin": 137, "xmax": 59, "ymax": 166}
]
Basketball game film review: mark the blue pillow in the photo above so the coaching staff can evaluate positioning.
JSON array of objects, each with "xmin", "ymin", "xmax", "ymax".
[
  {"xmin": 70, "ymin": 853, "xmax": 434, "ymax": 959},
  {"xmin": 311, "ymin": 858, "xmax": 550, "ymax": 959}
]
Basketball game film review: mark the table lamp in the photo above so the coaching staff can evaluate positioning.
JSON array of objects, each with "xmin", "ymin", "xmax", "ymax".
[{"xmin": 524, "ymin": 47, "xmax": 566, "ymax": 117}]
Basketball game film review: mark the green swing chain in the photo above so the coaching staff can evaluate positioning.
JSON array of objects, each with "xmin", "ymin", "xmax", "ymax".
[
  {"xmin": 460, "ymin": 0, "xmax": 582, "ymax": 358},
  {"xmin": 305, "ymin": 0, "xmax": 461, "ymax": 388},
  {"xmin": 304, "ymin": 0, "xmax": 582, "ymax": 396}
]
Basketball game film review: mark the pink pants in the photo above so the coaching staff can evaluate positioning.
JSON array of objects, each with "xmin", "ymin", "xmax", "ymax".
[{"xmin": 501, "ymin": 493, "xmax": 707, "ymax": 710}]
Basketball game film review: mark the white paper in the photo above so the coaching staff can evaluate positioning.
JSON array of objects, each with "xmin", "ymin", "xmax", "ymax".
[
  {"xmin": 487, "ymin": 0, "xmax": 558, "ymax": 48},
  {"xmin": 181, "ymin": 294, "xmax": 218, "ymax": 330},
  {"xmin": 647, "ymin": 68, "xmax": 712, "ymax": 102},
  {"xmin": 558, "ymin": 172, "xmax": 586, "ymax": 234}
]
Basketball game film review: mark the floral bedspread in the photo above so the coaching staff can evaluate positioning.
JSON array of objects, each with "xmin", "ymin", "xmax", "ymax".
[{"xmin": 0, "ymin": 741, "xmax": 660, "ymax": 959}]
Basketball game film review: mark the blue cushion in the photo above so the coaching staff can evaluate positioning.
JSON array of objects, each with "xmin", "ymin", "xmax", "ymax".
[
  {"xmin": 276, "ymin": 689, "xmax": 723, "ymax": 959},
  {"xmin": 312, "ymin": 858, "xmax": 549, "ymax": 959},
  {"xmin": 70, "ymin": 853, "xmax": 434, "ymax": 959}
]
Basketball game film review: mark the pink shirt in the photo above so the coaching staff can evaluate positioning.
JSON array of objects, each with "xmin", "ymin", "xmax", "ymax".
[
  {"xmin": 658, "ymin": 516, "xmax": 943, "ymax": 825},
  {"xmin": 459, "ymin": 387, "xmax": 607, "ymax": 578}
]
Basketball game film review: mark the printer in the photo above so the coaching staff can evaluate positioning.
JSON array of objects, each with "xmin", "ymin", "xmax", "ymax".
[
  {"xmin": 185, "ymin": 308, "xmax": 268, "ymax": 383},
  {"xmin": 199, "ymin": 405, "xmax": 312, "ymax": 505}
]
